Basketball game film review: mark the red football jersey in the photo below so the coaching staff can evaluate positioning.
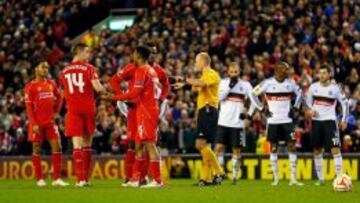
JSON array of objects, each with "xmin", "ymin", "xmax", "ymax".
[
  {"xmin": 59, "ymin": 61, "xmax": 98, "ymax": 113},
  {"xmin": 24, "ymin": 79, "xmax": 61, "ymax": 126},
  {"xmin": 152, "ymin": 63, "xmax": 170, "ymax": 101},
  {"xmin": 112, "ymin": 64, "xmax": 160, "ymax": 119},
  {"xmin": 109, "ymin": 63, "xmax": 136, "ymax": 94}
]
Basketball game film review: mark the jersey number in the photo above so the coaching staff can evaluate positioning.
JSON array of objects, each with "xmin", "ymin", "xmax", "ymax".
[{"xmin": 64, "ymin": 73, "xmax": 85, "ymax": 94}]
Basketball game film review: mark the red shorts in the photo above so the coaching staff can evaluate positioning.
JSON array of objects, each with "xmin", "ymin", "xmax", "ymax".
[
  {"xmin": 127, "ymin": 108, "xmax": 137, "ymax": 141},
  {"xmin": 28, "ymin": 123, "xmax": 60, "ymax": 142},
  {"xmin": 65, "ymin": 112, "xmax": 96, "ymax": 137},
  {"xmin": 135, "ymin": 115, "xmax": 159, "ymax": 143}
]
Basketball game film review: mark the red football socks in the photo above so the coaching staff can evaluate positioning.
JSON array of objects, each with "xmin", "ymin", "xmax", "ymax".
[
  {"xmin": 149, "ymin": 160, "xmax": 161, "ymax": 183},
  {"xmin": 82, "ymin": 146, "xmax": 92, "ymax": 181},
  {"xmin": 52, "ymin": 152, "xmax": 62, "ymax": 180},
  {"xmin": 73, "ymin": 149, "xmax": 84, "ymax": 182},
  {"xmin": 125, "ymin": 149, "xmax": 135, "ymax": 180},
  {"xmin": 32, "ymin": 155, "xmax": 43, "ymax": 180}
]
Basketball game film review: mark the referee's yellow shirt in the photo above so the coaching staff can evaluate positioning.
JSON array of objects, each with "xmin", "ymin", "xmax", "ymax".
[{"xmin": 197, "ymin": 67, "xmax": 220, "ymax": 111}]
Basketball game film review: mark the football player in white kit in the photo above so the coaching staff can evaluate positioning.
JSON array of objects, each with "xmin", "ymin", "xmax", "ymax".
[
  {"xmin": 305, "ymin": 64, "xmax": 348, "ymax": 186},
  {"xmin": 250, "ymin": 62, "xmax": 304, "ymax": 186},
  {"xmin": 215, "ymin": 62, "xmax": 257, "ymax": 184}
]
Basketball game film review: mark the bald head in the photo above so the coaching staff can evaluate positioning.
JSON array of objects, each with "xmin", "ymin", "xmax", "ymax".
[{"xmin": 195, "ymin": 52, "xmax": 211, "ymax": 71}]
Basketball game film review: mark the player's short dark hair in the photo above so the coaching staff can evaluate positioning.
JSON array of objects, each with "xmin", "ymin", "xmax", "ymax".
[
  {"xmin": 278, "ymin": 61, "xmax": 290, "ymax": 69},
  {"xmin": 146, "ymin": 39, "xmax": 158, "ymax": 54},
  {"xmin": 135, "ymin": 46, "xmax": 151, "ymax": 61},
  {"xmin": 33, "ymin": 57, "xmax": 48, "ymax": 68},
  {"xmin": 319, "ymin": 64, "xmax": 331, "ymax": 73},
  {"xmin": 71, "ymin": 43, "xmax": 88, "ymax": 55}
]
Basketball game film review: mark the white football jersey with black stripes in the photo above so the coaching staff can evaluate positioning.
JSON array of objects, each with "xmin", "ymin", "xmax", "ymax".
[
  {"xmin": 306, "ymin": 82, "xmax": 348, "ymax": 122},
  {"xmin": 251, "ymin": 77, "xmax": 302, "ymax": 124},
  {"xmin": 218, "ymin": 78, "xmax": 254, "ymax": 128}
]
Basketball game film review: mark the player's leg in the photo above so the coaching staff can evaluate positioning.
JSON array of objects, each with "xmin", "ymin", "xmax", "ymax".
[
  {"xmin": 139, "ymin": 117, "xmax": 163, "ymax": 188},
  {"xmin": 326, "ymin": 121, "xmax": 342, "ymax": 178},
  {"xmin": 124, "ymin": 140, "xmax": 136, "ymax": 184},
  {"xmin": 29, "ymin": 124, "xmax": 45, "ymax": 186},
  {"xmin": 65, "ymin": 112, "xmax": 85, "ymax": 186},
  {"xmin": 143, "ymin": 141, "xmax": 162, "ymax": 187},
  {"xmin": 231, "ymin": 147, "xmax": 241, "ymax": 184},
  {"xmin": 32, "ymin": 141, "xmax": 45, "ymax": 186},
  {"xmin": 81, "ymin": 135, "xmax": 93, "ymax": 185},
  {"xmin": 196, "ymin": 138, "xmax": 213, "ymax": 185},
  {"xmin": 267, "ymin": 124, "xmax": 279, "ymax": 185},
  {"xmin": 331, "ymin": 147, "xmax": 342, "ymax": 177},
  {"xmin": 80, "ymin": 112, "xmax": 96, "ymax": 186},
  {"xmin": 230, "ymin": 128, "xmax": 244, "ymax": 184},
  {"xmin": 124, "ymin": 110, "xmax": 136, "ymax": 184},
  {"xmin": 72, "ymin": 136, "xmax": 84, "ymax": 185},
  {"xmin": 130, "ymin": 142, "xmax": 144, "ymax": 187},
  {"xmin": 312, "ymin": 120, "xmax": 325, "ymax": 185},
  {"xmin": 205, "ymin": 106, "xmax": 224, "ymax": 182},
  {"xmin": 196, "ymin": 106, "xmax": 224, "ymax": 185},
  {"xmin": 215, "ymin": 126, "xmax": 226, "ymax": 168},
  {"xmin": 46, "ymin": 124, "xmax": 68, "ymax": 186},
  {"xmin": 48, "ymin": 139, "xmax": 69, "ymax": 186},
  {"xmin": 285, "ymin": 124, "xmax": 303, "ymax": 186},
  {"xmin": 140, "ymin": 148, "xmax": 150, "ymax": 183}
]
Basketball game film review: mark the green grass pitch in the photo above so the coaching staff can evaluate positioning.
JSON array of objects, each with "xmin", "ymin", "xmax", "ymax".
[{"xmin": 0, "ymin": 179, "xmax": 358, "ymax": 203}]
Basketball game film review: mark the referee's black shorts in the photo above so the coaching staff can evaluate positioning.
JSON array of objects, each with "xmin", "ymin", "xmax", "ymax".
[{"xmin": 196, "ymin": 105, "xmax": 218, "ymax": 143}]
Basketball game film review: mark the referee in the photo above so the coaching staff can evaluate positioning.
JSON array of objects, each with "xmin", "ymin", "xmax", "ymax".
[{"xmin": 174, "ymin": 52, "xmax": 225, "ymax": 186}]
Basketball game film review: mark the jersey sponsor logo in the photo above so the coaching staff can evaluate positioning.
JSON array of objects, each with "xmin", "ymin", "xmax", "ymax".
[
  {"xmin": 265, "ymin": 92, "xmax": 292, "ymax": 101},
  {"xmin": 225, "ymin": 93, "xmax": 245, "ymax": 102},
  {"xmin": 313, "ymin": 96, "xmax": 336, "ymax": 106},
  {"xmin": 38, "ymin": 92, "xmax": 54, "ymax": 99}
]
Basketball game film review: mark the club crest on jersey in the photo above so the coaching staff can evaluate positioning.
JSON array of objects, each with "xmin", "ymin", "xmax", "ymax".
[
  {"xmin": 314, "ymin": 89, "xmax": 318, "ymax": 93},
  {"xmin": 38, "ymin": 87, "xmax": 42, "ymax": 91},
  {"xmin": 272, "ymin": 86, "xmax": 276, "ymax": 90},
  {"xmin": 286, "ymin": 85, "xmax": 291, "ymax": 90},
  {"xmin": 329, "ymin": 91, "xmax": 333, "ymax": 96}
]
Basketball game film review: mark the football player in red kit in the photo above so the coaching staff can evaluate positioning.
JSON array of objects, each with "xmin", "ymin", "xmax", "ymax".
[
  {"xmin": 59, "ymin": 43, "xmax": 105, "ymax": 187},
  {"xmin": 105, "ymin": 46, "xmax": 162, "ymax": 187},
  {"xmin": 24, "ymin": 59, "xmax": 69, "ymax": 187},
  {"xmin": 109, "ymin": 63, "xmax": 138, "ymax": 186}
]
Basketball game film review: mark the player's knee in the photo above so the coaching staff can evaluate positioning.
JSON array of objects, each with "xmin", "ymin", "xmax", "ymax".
[
  {"xmin": 270, "ymin": 144, "xmax": 277, "ymax": 153},
  {"xmin": 287, "ymin": 143, "xmax": 296, "ymax": 152},
  {"xmin": 232, "ymin": 147, "xmax": 241, "ymax": 157},
  {"xmin": 215, "ymin": 144, "xmax": 224, "ymax": 153},
  {"xmin": 313, "ymin": 148, "xmax": 323, "ymax": 156},
  {"xmin": 331, "ymin": 147, "xmax": 341, "ymax": 156},
  {"xmin": 195, "ymin": 139, "xmax": 206, "ymax": 150},
  {"xmin": 82, "ymin": 136, "xmax": 92, "ymax": 147},
  {"xmin": 72, "ymin": 137, "xmax": 82, "ymax": 149},
  {"xmin": 32, "ymin": 143, "xmax": 41, "ymax": 155}
]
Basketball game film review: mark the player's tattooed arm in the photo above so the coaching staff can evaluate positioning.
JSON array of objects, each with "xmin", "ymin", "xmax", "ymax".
[
  {"xmin": 293, "ymin": 82, "xmax": 303, "ymax": 109},
  {"xmin": 249, "ymin": 81, "xmax": 265, "ymax": 111}
]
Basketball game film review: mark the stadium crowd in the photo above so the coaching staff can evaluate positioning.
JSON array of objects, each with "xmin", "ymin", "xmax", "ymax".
[{"xmin": 0, "ymin": 0, "xmax": 359, "ymax": 156}]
